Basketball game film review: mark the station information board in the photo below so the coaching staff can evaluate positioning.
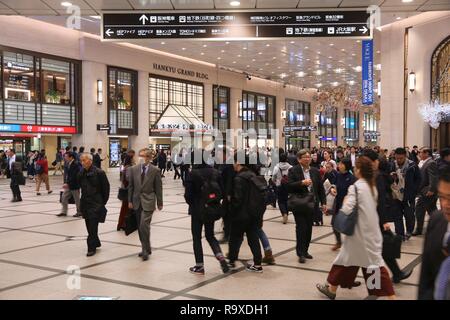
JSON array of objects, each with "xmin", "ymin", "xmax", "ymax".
[{"xmin": 102, "ymin": 11, "xmax": 372, "ymax": 40}]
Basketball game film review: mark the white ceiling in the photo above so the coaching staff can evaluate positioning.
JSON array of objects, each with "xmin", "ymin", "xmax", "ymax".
[
  {"xmin": 2, "ymin": 0, "xmax": 445, "ymax": 91},
  {"xmin": 0, "ymin": 0, "xmax": 449, "ymax": 16}
]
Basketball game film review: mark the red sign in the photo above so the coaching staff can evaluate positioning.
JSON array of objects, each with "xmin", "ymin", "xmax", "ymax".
[{"xmin": 21, "ymin": 125, "xmax": 77, "ymax": 134}]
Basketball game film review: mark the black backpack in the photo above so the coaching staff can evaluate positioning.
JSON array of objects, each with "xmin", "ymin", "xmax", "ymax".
[
  {"xmin": 245, "ymin": 174, "xmax": 269, "ymax": 220},
  {"xmin": 200, "ymin": 173, "xmax": 223, "ymax": 222}
]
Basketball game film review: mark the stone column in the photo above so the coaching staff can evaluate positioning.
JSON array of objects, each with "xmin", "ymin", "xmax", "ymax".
[{"xmin": 129, "ymin": 71, "xmax": 149, "ymax": 153}]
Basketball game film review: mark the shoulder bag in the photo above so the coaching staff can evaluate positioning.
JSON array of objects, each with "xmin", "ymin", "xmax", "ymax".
[{"xmin": 333, "ymin": 184, "xmax": 358, "ymax": 236}]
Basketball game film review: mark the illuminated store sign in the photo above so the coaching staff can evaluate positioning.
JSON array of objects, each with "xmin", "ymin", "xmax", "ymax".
[{"xmin": 0, "ymin": 124, "xmax": 77, "ymax": 134}]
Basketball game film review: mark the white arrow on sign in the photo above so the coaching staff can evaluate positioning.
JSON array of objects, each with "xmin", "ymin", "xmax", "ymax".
[
  {"xmin": 105, "ymin": 29, "xmax": 114, "ymax": 37},
  {"xmin": 139, "ymin": 14, "xmax": 149, "ymax": 25},
  {"xmin": 359, "ymin": 26, "xmax": 368, "ymax": 34}
]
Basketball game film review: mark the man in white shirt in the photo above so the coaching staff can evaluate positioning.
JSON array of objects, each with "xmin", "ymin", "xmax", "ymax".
[{"xmin": 350, "ymin": 146, "xmax": 357, "ymax": 168}]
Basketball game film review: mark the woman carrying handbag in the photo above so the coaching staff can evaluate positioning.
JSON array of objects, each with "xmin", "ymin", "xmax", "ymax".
[
  {"xmin": 117, "ymin": 155, "xmax": 135, "ymax": 231},
  {"xmin": 316, "ymin": 156, "xmax": 396, "ymax": 300}
]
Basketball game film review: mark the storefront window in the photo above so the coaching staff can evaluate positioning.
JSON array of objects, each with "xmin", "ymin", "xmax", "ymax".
[
  {"xmin": 242, "ymin": 91, "xmax": 276, "ymax": 140},
  {"xmin": 42, "ymin": 58, "xmax": 71, "ymax": 105},
  {"xmin": 108, "ymin": 66, "xmax": 137, "ymax": 135},
  {"xmin": 285, "ymin": 99, "xmax": 311, "ymax": 151},
  {"xmin": 149, "ymin": 75, "xmax": 204, "ymax": 128},
  {"xmin": 213, "ymin": 85, "xmax": 229, "ymax": 132},
  {"xmin": 363, "ymin": 112, "xmax": 379, "ymax": 143},
  {"xmin": 1, "ymin": 47, "xmax": 81, "ymax": 130},
  {"xmin": 343, "ymin": 109, "xmax": 359, "ymax": 145},
  {"xmin": 317, "ymin": 108, "xmax": 337, "ymax": 147}
]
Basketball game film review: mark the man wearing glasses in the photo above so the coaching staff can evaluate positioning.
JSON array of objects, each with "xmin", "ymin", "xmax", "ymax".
[{"xmin": 419, "ymin": 168, "xmax": 450, "ymax": 299}]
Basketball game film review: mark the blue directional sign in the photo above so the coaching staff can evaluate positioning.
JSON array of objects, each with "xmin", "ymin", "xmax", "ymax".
[
  {"xmin": 362, "ymin": 39, "xmax": 374, "ymax": 105},
  {"xmin": 0, "ymin": 124, "xmax": 21, "ymax": 132}
]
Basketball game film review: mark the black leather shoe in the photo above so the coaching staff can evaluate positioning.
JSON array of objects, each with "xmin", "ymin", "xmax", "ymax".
[
  {"xmin": 411, "ymin": 230, "xmax": 422, "ymax": 236},
  {"xmin": 142, "ymin": 254, "xmax": 149, "ymax": 261},
  {"xmin": 305, "ymin": 253, "xmax": 313, "ymax": 259},
  {"xmin": 57, "ymin": 213, "xmax": 67, "ymax": 217},
  {"xmin": 86, "ymin": 250, "xmax": 96, "ymax": 257},
  {"xmin": 299, "ymin": 256, "xmax": 306, "ymax": 264},
  {"xmin": 393, "ymin": 270, "xmax": 413, "ymax": 284},
  {"xmin": 73, "ymin": 213, "xmax": 82, "ymax": 217}
]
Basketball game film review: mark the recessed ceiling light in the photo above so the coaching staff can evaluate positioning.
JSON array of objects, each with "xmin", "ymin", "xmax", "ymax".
[
  {"xmin": 217, "ymin": 57, "xmax": 221, "ymax": 60},
  {"xmin": 266, "ymin": 44, "xmax": 270, "ymax": 47},
  {"xmin": 258, "ymin": 52, "xmax": 262, "ymax": 55},
  {"xmin": 315, "ymin": 70, "xmax": 323, "ymax": 75},
  {"xmin": 328, "ymin": 56, "xmax": 332, "ymax": 59},
  {"xmin": 201, "ymin": 52, "xmax": 205, "ymax": 55},
  {"xmin": 297, "ymin": 72, "xmax": 306, "ymax": 77},
  {"xmin": 335, "ymin": 68, "xmax": 343, "ymax": 73},
  {"xmin": 305, "ymin": 46, "xmax": 309, "ymax": 49},
  {"xmin": 265, "ymin": 63, "xmax": 269, "ymax": 66},
  {"xmin": 329, "ymin": 43, "xmax": 334, "ymax": 46},
  {"xmin": 221, "ymin": 50, "xmax": 225, "ymax": 53},
  {"xmin": 246, "ymin": 65, "xmax": 250, "ymax": 68},
  {"xmin": 353, "ymin": 66, "xmax": 362, "ymax": 72},
  {"xmin": 348, "ymin": 80, "xmax": 355, "ymax": 85},
  {"xmin": 290, "ymin": 41, "xmax": 295, "ymax": 44},
  {"xmin": 182, "ymin": 48, "xmax": 186, "ymax": 50},
  {"xmin": 317, "ymin": 51, "xmax": 321, "ymax": 54},
  {"xmin": 341, "ymin": 48, "xmax": 346, "ymax": 52},
  {"xmin": 61, "ymin": 2, "xmax": 72, "ymax": 7},
  {"xmin": 377, "ymin": 50, "xmax": 381, "ymax": 54},
  {"xmin": 226, "ymin": 42, "xmax": 230, "ymax": 44},
  {"xmin": 252, "ymin": 59, "xmax": 256, "ymax": 61},
  {"xmin": 233, "ymin": 61, "xmax": 236, "ymax": 64},
  {"xmin": 280, "ymin": 73, "xmax": 287, "ymax": 79},
  {"xmin": 315, "ymin": 83, "xmax": 322, "ymax": 88},
  {"xmin": 332, "ymin": 82, "xmax": 339, "ymax": 87},
  {"xmin": 243, "ymin": 47, "xmax": 247, "ymax": 50},
  {"xmin": 396, "ymin": 17, "xmax": 402, "ymax": 20},
  {"xmin": 203, "ymin": 44, "xmax": 207, "ymax": 47},
  {"xmin": 273, "ymin": 57, "xmax": 276, "ymax": 59},
  {"xmin": 90, "ymin": 16, "xmax": 101, "ymax": 20},
  {"xmin": 356, "ymin": 40, "xmax": 361, "ymax": 43},
  {"xmin": 230, "ymin": 1, "xmax": 241, "ymax": 6},
  {"xmin": 351, "ymin": 53, "xmax": 356, "ymax": 56},
  {"xmin": 237, "ymin": 54, "xmax": 241, "ymax": 57},
  {"xmin": 306, "ymin": 58, "xmax": 310, "ymax": 61},
  {"xmin": 402, "ymin": 0, "xmax": 413, "ymax": 3},
  {"xmin": 161, "ymin": 42, "xmax": 165, "ymax": 45}
]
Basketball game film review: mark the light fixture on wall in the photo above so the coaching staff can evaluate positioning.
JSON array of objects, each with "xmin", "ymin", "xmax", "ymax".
[
  {"xmin": 408, "ymin": 72, "xmax": 416, "ymax": 92},
  {"xmin": 377, "ymin": 81, "xmax": 381, "ymax": 97},
  {"xmin": 281, "ymin": 111, "xmax": 287, "ymax": 119},
  {"xmin": 97, "ymin": 80, "xmax": 103, "ymax": 105}
]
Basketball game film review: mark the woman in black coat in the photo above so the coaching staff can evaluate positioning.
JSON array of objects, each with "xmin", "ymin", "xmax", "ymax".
[{"xmin": 329, "ymin": 157, "xmax": 356, "ymax": 251}]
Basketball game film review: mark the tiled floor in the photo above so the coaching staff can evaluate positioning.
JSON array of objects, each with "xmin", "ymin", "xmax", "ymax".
[{"xmin": 0, "ymin": 169, "xmax": 423, "ymax": 300}]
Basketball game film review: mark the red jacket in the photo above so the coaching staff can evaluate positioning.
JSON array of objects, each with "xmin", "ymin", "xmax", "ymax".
[{"xmin": 36, "ymin": 158, "xmax": 49, "ymax": 174}]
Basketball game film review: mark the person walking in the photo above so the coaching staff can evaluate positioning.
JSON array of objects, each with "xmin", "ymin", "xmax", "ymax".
[
  {"xmin": 328, "ymin": 158, "xmax": 356, "ymax": 251},
  {"xmin": 117, "ymin": 154, "xmax": 135, "ymax": 231},
  {"xmin": 166, "ymin": 151, "xmax": 173, "ymax": 172},
  {"xmin": 128, "ymin": 148, "xmax": 163, "ymax": 261},
  {"xmin": 79, "ymin": 153, "xmax": 110, "ymax": 257},
  {"xmin": 91, "ymin": 148, "xmax": 101, "ymax": 168},
  {"xmin": 272, "ymin": 152, "xmax": 292, "ymax": 224},
  {"xmin": 157, "ymin": 149, "xmax": 167, "ymax": 178},
  {"xmin": 26, "ymin": 151, "xmax": 36, "ymax": 180},
  {"xmin": 7, "ymin": 149, "xmax": 24, "ymax": 202},
  {"xmin": 418, "ymin": 169, "xmax": 450, "ymax": 299},
  {"xmin": 53, "ymin": 149, "xmax": 64, "ymax": 176},
  {"xmin": 58, "ymin": 151, "xmax": 81, "ymax": 217},
  {"xmin": 35, "ymin": 150, "xmax": 52, "ymax": 196},
  {"xmin": 413, "ymin": 147, "xmax": 439, "ymax": 236},
  {"xmin": 184, "ymin": 150, "xmax": 229, "ymax": 275},
  {"xmin": 287, "ymin": 149, "xmax": 327, "ymax": 264},
  {"xmin": 227, "ymin": 152, "xmax": 264, "ymax": 273},
  {"xmin": 391, "ymin": 147, "xmax": 421, "ymax": 240},
  {"xmin": 316, "ymin": 156, "xmax": 396, "ymax": 300}
]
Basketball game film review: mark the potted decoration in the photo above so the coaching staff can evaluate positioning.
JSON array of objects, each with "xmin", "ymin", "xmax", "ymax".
[{"xmin": 45, "ymin": 89, "xmax": 60, "ymax": 104}]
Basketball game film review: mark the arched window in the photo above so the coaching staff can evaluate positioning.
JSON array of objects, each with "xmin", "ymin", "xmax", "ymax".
[{"xmin": 431, "ymin": 35, "xmax": 450, "ymax": 149}]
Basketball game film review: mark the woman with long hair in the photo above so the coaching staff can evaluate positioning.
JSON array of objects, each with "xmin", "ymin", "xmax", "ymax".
[
  {"xmin": 316, "ymin": 156, "xmax": 395, "ymax": 300},
  {"xmin": 117, "ymin": 154, "xmax": 135, "ymax": 231}
]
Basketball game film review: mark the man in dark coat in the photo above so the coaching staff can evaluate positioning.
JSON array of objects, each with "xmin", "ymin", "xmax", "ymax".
[
  {"xmin": 78, "ymin": 152, "xmax": 110, "ymax": 257},
  {"xmin": 419, "ymin": 168, "xmax": 450, "ymax": 299},
  {"xmin": 57, "ymin": 151, "xmax": 81, "ymax": 217},
  {"xmin": 7, "ymin": 149, "xmax": 24, "ymax": 202},
  {"xmin": 287, "ymin": 149, "xmax": 326, "ymax": 264},
  {"xmin": 413, "ymin": 148, "xmax": 439, "ymax": 236}
]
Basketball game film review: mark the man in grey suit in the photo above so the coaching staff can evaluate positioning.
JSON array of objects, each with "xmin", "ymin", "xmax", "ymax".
[
  {"xmin": 128, "ymin": 148, "xmax": 163, "ymax": 261},
  {"xmin": 413, "ymin": 147, "xmax": 439, "ymax": 236}
]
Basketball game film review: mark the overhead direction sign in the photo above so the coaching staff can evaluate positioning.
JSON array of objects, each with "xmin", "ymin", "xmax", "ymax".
[{"xmin": 102, "ymin": 10, "xmax": 372, "ymax": 41}]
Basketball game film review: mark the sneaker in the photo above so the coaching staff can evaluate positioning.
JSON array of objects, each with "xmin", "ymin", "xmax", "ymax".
[
  {"xmin": 246, "ymin": 265, "xmax": 263, "ymax": 273},
  {"xmin": 220, "ymin": 260, "xmax": 230, "ymax": 273},
  {"xmin": 316, "ymin": 283, "xmax": 336, "ymax": 300},
  {"xmin": 282, "ymin": 214, "xmax": 288, "ymax": 224},
  {"xmin": 189, "ymin": 266, "xmax": 205, "ymax": 275}
]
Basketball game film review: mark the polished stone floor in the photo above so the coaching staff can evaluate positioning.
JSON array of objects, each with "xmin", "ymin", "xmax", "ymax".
[{"xmin": 0, "ymin": 169, "xmax": 423, "ymax": 300}]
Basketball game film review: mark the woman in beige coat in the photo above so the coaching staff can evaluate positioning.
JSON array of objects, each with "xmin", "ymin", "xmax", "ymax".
[{"xmin": 316, "ymin": 156, "xmax": 396, "ymax": 300}]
